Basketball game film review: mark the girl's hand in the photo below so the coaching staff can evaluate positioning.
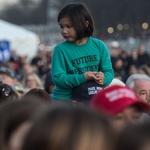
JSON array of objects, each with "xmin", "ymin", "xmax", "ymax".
[
  {"xmin": 93, "ymin": 72, "xmax": 104, "ymax": 85},
  {"xmin": 84, "ymin": 72, "xmax": 97, "ymax": 81}
]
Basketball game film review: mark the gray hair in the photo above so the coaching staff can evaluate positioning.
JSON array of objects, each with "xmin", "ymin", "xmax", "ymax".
[{"xmin": 126, "ymin": 74, "xmax": 150, "ymax": 89}]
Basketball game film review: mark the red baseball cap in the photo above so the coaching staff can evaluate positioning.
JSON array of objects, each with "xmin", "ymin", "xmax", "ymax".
[{"xmin": 90, "ymin": 85, "xmax": 150, "ymax": 116}]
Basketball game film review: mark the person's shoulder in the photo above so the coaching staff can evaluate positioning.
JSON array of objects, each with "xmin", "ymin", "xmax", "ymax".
[
  {"xmin": 55, "ymin": 40, "xmax": 71, "ymax": 48},
  {"xmin": 90, "ymin": 37, "xmax": 106, "ymax": 45},
  {"xmin": 54, "ymin": 41, "xmax": 73, "ymax": 54},
  {"xmin": 89, "ymin": 37, "xmax": 107, "ymax": 49}
]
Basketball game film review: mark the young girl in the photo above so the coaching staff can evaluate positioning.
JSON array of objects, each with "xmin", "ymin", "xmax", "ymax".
[{"xmin": 51, "ymin": 3, "xmax": 114, "ymax": 102}]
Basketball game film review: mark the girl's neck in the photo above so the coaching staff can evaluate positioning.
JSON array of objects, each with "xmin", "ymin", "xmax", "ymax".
[{"xmin": 74, "ymin": 37, "xmax": 88, "ymax": 45}]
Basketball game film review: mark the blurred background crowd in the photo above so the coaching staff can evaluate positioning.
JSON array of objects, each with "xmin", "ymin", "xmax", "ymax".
[
  {"xmin": 0, "ymin": 0, "xmax": 149, "ymax": 97},
  {"xmin": 0, "ymin": 0, "xmax": 150, "ymax": 150},
  {"xmin": 0, "ymin": 39, "xmax": 149, "ymax": 99}
]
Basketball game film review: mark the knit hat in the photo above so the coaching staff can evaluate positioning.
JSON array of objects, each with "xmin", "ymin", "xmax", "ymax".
[
  {"xmin": 0, "ymin": 67, "xmax": 16, "ymax": 78},
  {"xmin": 90, "ymin": 85, "xmax": 150, "ymax": 115}
]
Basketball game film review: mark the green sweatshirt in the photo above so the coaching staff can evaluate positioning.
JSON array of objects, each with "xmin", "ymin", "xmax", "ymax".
[{"xmin": 51, "ymin": 36, "xmax": 114, "ymax": 100}]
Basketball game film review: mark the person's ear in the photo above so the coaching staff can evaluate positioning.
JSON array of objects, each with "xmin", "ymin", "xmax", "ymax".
[{"xmin": 85, "ymin": 21, "xmax": 89, "ymax": 27}]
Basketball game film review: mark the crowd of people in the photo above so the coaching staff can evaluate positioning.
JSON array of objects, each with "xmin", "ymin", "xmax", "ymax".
[
  {"xmin": 0, "ymin": 2, "xmax": 150, "ymax": 150},
  {"xmin": 111, "ymin": 43, "xmax": 150, "ymax": 82},
  {"xmin": 0, "ymin": 78, "xmax": 150, "ymax": 150}
]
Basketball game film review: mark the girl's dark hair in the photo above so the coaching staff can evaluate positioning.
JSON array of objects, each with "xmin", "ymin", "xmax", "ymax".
[{"xmin": 58, "ymin": 3, "xmax": 94, "ymax": 40}]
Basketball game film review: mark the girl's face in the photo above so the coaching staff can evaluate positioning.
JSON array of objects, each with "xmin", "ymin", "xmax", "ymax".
[{"xmin": 59, "ymin": 17, "xmax": 77, "ymax": 42}]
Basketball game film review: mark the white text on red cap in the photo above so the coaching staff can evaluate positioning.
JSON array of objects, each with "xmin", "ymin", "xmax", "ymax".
[{"xmin": 105, "ymin": 89, "xmax": 136, "ymax": 102}]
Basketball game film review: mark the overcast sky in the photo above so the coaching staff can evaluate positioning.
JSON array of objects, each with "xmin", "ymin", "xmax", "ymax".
[
  {"xmin": 0, "ymin": 0, "xmax": 18, "ymax": 2},
  {"xmin": 0, "ymin": 0, "xmax": 19, "ymax": 11}
]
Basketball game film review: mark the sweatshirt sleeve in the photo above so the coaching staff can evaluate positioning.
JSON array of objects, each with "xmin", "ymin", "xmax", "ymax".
[
  {"xmin": 99, "ymin": 42, "xmax": 114, "ymax": 86},
  {"xmin": 51, "ymin": 46, "xmax": 86, "ymax": 89}
]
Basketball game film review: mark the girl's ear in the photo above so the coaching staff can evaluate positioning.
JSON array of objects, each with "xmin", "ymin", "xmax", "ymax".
[{"xmin": 85, "ymin": 21, "xmax": 89, "ymax": 27}]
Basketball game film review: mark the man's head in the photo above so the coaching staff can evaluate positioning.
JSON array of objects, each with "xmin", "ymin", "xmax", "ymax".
[
  {"xmin": 90, "ymin": 85, "xmax": 150, "ymax": 131},
  {"xmin": 126, "ymin": 74, "xmax": 150, "ymax": 102},
  {"xmin": 0, "ymin": 67, "xmax": 16, "ymax": 86}
]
